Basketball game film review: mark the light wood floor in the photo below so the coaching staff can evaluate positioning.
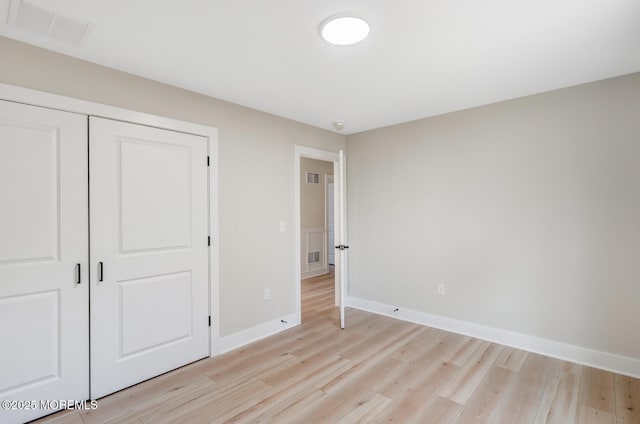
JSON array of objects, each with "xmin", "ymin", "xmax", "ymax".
[{"xmin": 36, "ymin": 272, "xmax": 639, "ymax": 423}]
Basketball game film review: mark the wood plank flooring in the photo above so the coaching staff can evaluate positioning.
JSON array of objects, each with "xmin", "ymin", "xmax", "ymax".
[{"xmin": 35, "ymin": 272, "xmax": 639, "ymax": 423}]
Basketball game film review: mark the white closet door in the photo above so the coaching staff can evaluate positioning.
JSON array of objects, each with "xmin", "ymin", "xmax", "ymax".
[
  {"xmin": 0, "ymin": 100, "xmax": 88, "ymax": 424},
  {"xmin": 89, "ymin": 117, "xmax": 209, "ymax": 399}
]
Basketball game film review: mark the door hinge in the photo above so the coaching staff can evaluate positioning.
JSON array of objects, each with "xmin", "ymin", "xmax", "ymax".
[
  {"xmin": 208, "ymin": 316, "xmax": 211, "ymax": 327},
  {"xmin": 207, "ymin": 236, "xmax": 211, "ymax": 246},
  {"xmin": 207, "ymin": 156, "xmax": 210, "ymax": 167}
]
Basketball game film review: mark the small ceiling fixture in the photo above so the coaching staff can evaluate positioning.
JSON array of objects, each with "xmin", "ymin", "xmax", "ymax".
[
  {"xmin": 332, "ymin": 121, "xmax": 345, "ymax": 131},
  {"xmin": 320, "ymin": 13, "xmax": 369, "ymax": 46}
]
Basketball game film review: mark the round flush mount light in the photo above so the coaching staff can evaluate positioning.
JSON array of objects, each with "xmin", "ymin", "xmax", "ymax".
[
  {"xmin": 320, "ymin": 13, "xmax": 370, "ymax": 46},
  {"xmin": 332, "ymin": 121, "xmax": 345, "ymax": 131}
]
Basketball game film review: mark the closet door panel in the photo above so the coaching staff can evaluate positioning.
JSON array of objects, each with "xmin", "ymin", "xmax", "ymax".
[
  {"xmin": 0, "ymin": 100, "xmax": 89, "ymax": 424},
  {"xmin": 90, "ymin": 117, "xmax": 209, "ymax": 399}
]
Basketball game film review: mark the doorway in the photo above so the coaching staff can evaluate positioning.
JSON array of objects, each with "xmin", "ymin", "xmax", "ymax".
[
  {"xmin": 299, "ymin": 157, "xmax": 335, "ymax": 322},
  {"xmin": 300, "ymin": 157, "xmax": 333, "ymax": 279},
  {"xmin": 294, "ymin": 146, "xmax": 346, "ymax": 328}
]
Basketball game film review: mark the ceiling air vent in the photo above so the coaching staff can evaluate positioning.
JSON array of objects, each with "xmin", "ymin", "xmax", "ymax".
[
  {"xmin": 8, "ymin": 0, "xmax": 93, "ymax": 46},
  {"xmin": 306, "ymin": 172, "xmax": 320, "ymax": 184}
]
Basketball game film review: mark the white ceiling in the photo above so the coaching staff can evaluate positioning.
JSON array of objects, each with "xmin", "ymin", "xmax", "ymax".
[{"xmin": 1, "ymin": 0, "xmax": 639, "ymax": 134}]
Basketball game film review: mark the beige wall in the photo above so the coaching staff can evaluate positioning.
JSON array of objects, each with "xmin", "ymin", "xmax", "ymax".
[
  {"xmin": 0, "ymin": 36, "xmax": 347, "ymax": 337},
  {"xmin": 5, "ymin": 34, "xmax": 640, "ymax": 361},
  {"xmin": 300, "ymin": 158, "xmax": 333, "ymax": 229},
  {"xmin": 347, "ymin": 72, "xmax": 640, "ymax": 360}
]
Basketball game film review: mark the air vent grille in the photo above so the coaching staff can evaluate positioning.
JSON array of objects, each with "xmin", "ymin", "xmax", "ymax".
[
  {"xmin": 8, "ymin": 0, "xmax": 93, "ymax": 46},
  {"xmin": 306, "ymin": 172, "xmax": 320, "ymax": 184},
  {"xmin": 14, "ymin": 1, "xmax": 53, "ymax": 34},
  {"xmin": 307, "ymin": 251, "xmax": 320, "ymax": 263}
]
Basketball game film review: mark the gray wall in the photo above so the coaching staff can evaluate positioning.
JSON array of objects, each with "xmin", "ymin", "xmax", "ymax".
[
  {"xmin": 0, "ymin": 36, "xmax": 346, "ymax": 337},
  {"xmin": 347, "ymin": 72, "xmax": 640, "ymax": 359}
]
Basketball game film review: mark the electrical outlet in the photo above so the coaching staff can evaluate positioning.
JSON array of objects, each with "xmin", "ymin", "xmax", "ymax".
[
  {"xmin": 264, "ymin": 288, "xmax": 271, "ymax": 301},
  {"xmin": 437, "ymin": 284, "xmax": 445, "ymax": 296}
]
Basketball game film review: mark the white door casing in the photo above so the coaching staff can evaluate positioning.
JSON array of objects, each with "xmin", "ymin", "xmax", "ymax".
[
  {"xmin": 0, "ymin": 100, "xmax": 89, "ymax": 424},
  {"xmin": 89, "ymin": 117, "xmax": 210, "ymax": 399}
]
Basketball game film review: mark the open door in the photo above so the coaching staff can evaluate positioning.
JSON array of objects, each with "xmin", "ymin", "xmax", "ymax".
[
  {"xmin": 295, "ymin": 145, "xmax": 345, "ymax": 329},
  {"xmin": 337, "ymin": 150, "xmax": 348, "ymax": 329}
]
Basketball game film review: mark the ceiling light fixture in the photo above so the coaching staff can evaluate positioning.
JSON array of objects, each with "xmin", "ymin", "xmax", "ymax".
[
  {"xmin": 320, "ymin": 13, "xmax": 370, "ymax": 46},
  {"xmin": 332, "ymin": 121, "xmax": 345, "ymax": 131}
]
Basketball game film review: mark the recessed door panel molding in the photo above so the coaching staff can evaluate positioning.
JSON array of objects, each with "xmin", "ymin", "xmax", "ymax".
[
  {"xmin": 119, "ymin": 137, "xmax": 192, "ymax": 254},
  {"xmin": 119, "ymin": 271, "xmax": 193, "ymax": 358},
  {"xmin": 0, "ymin": 290, "xmax": 60, "ymax": 394},
  {"xmin": 90, "ymin": 117, "xmax": 209, "ymax": 399},
  {"xmin": 0, "ymin": 100, "xmax": 89, "ymax": 424},
  {"xmin": 0, "ymin": 118, "xmax": 60, "ymax": 265}
]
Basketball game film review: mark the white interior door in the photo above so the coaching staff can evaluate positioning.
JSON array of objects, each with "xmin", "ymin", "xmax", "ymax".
[
  {"xmin": 89, "ymin": 117, "xmax": 209, "ymax": 399},
  {"xmin": 0, "ymin": 100, "xmax": 88, "ymax": 424},
  {"xmin": 338, "ymin": 150, "xmax": 348, "ymax": 329}
]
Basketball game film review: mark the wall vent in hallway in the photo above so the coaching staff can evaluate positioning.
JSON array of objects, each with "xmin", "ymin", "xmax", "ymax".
[
  {"xmin": 306, "ymin": 172, "xmax": 320, "ymax": 184},
  {"xmin": 307, "ymin": 251, "xmax": 320, "ymax": 263}
]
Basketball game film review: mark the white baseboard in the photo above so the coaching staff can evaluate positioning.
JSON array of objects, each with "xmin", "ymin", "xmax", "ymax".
[
  {"xmin": 213, "ymin": 313, "xmax": 299, "ymax": 356},
  {"xmin": 347, "ymin": 296, "xmax": 640, "ymax": 379},
  {"xmin": 302, "ymin": 269, "xmax": 329, "ymax": 279}
]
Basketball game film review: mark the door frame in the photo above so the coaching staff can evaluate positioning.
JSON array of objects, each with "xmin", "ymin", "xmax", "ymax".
[
  {"xmin": 0, "ymin": 83, "xmax": 221, "ymax": 356},
  {"xmin": 294, "ymin": 145, "xmax": 340, "ymax": 324}
]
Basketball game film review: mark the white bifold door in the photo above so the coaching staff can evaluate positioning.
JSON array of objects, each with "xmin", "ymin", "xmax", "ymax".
[
  {"xmin": 89, "ymin": 117, "xmax": 210, "ymax": 398},
  {"xmin": 0, "ymin": 101, "xmax": 89, "ymax": 424}
]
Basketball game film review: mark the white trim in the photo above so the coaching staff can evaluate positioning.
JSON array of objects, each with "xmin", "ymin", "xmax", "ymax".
[
  {"xmin": 295, "ymin": 145, "xmax": 340, "ymax": 162},
  {"xmin": 213, "ymin": 313, "xmax": 298, "ymax": 356},
  {"xmin": 347, "ymin": 296, "xmax": 640, "ymax": 379},
  {"xmin": 208, "ymin": 140, "xmax": 220, "ymax": 356},
  {"xmin": 294, "ymin": 146, "xmax": 340, "ymax": 326},
  {"xmin": 302, "ymin": 269, "xmax": 328, "ymax": 280},
  {"xmin": 0, "ymin": 83, "xmax": 216, "ymax": 137},
  {"xmin": 0, "ymin": 83, "xmax": 221, "ymax": 358},
  {"xmin": 302, "ymin": 269, "xmax": 331, "ymax": 280}
]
